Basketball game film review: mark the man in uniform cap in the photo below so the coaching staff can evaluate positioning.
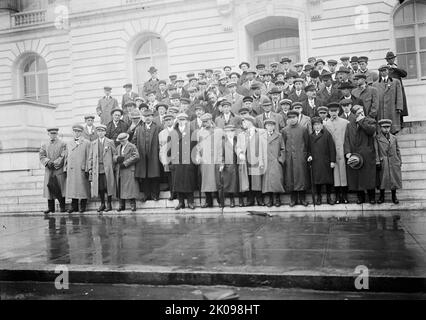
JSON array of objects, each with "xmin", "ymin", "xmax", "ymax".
[
  {"xmin": 87, "ymin": 124, "xmax": 116, "ymax": 212},
  {"xmin": 344, "ymin": 104, "xmax": 378, "ymax": 204},
  {"xmin": 64, "ymin": 124, "xmax": 91, "ymax": 213},
  {"xmin": 324, "ymin": 102, "xmax": 350, "ymax": 203},
  {"xmin": 372, "ymin": 65, "xmax": 403, "ymax": 134},
  {"xmin": 242, "ymin": 96, "xmax": 260, "ymax": 117},
  {"xmin": 350, "ymin": 56, "xmax": 359, "ymax": 74},
  {"xmin": 39, "ymin": 127, "xmax": 67, "ymax": 213},
  {"xmin": 142, "ymin": 67, "xmax": 160, "ymax": 99},
  {"xmin": 215, "ymin": 100, "xmax": 239, "ymax": 128},
  {"xmin": 82, "ymin": 114, "xmax": 98, "ymax": 141},
  {"xmin": 317, "ymin": 106, "xmax": 330, "ymax": 123},
  {"xmin": 280, "ymin": 57, "xmax": 292, "ymax": 77},
  {"xmin": 261, "ymin": 71, "xmax": 275, "ymax": 95},
  {"xmin": 282, "ymin": 109, "xmax": 310, "ymax": 206},
  {"xmin": 255, "ymin": 99, "xmax": 285, "ymax": 133},
  {"xmin": 356, "ymin": 56, "xmax": 378, "ymax": 85},
  {"xmin": 352, "ymin": 73, "xmax": 379, "ymax": 119},
  {"xmin": 294, "ymin": 62, "xmax": 306, "ymax": 80},
  {"xmin": 121, "ymin": 83, "xmax": 139, "ymax": 111},
  {"xmin": 308, "ymin": 116, "xmax": 336, "ymax": 205},
  {"xmin": 269, "ymin": 87, "xmax": 283, "ymax": 113},
  {"xmin": 97, "ymin": 86, "xmax": 119, "ymax": 125},
  {"xmin": 287, "ymin": 77, "xmax": 306, "ymax": 103},
  {"xmin": 169, "ymin": 74, "xmax": 178, "ymax": 84},
  {"xmin": 385, "ymin": 51, "xmax": 408, "ymax": 123},
  {"xmin": 375, "ymin": 119, "xmax": 402, "ymax": 204},
  {"xmin": 170, "ymin": 112, "xmax": 197, "ymax": 210},
  {"xmin": 106, "ymin": 108, "xmax": 129, "ymax": 147},
  {"xmin": 114, "ymin": 132, "xmax": 140, "ymax": 211},
  {"xmin": 224, "ymin": 81, "xmax": 244, "ymax": 115},
  {"xmin": 175, "ymin": 77, "xmax": 188, "ymax": 98},
  {"xmin": 256, "ymin": 63, "xmax": 266, "ymax": 71}
]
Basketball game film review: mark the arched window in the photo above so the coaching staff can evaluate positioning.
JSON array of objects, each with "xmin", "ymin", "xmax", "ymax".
[
  {"xmin": 134, "ymin": 36, "xmax": 168, "ymax": 95},
  {"xmin": 393, "ymin": 0, "xmax": 426, "ymax": 80},
  {"xmin": 21, "ymin": 54, "xmax": 49, "ymax": 103}
]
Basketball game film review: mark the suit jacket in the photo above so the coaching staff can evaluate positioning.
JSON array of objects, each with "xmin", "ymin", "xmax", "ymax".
[
  {"xmin": 121, "ymin": 92, "xmax": 139, "ymax": 109},
  {"xmin": 302, "ymin": 98, "xmax": 321, "ymax": 118},
  {"xmin": 287, "ymin": 90, "xmax": 307, "ymax": 103},
  {"xmin": 106, "ymin": 120, "xmax": 130, "ymax": 146},
  {"xmin": 317, "ymin": 86, "xmax": 342, "ymax": 106}
]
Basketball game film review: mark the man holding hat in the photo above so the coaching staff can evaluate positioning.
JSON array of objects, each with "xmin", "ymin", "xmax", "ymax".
[
  {"xmin": 352, "ymin": 73, "xmax": 379, "ymax": 119},
  {"xmin": 97, "ymin": 86, "xmax": 119, "ymax": 125},
  {"xmin": 132, "ymin": 109, "xmax": 161, "ymax": 202},
  {"xmin": 375, "ymin": 119, "xmax": 402, "ymax": 204},
  {"xmin": 142, "ymin": 66, "xmax": 160, "ymax": 99},
  {"xmin": 106, "ymin": 108, "xmax": 130, "ymax": 146},
  {"xmin": 114, "ymin": 132, "xmax": 140, "ymax": 211},
  {"xmin": 282, "ymin": 110, "xmax": 310, "ymax": 207},
  {"xmin": 82, "ymin": 114, "xmax": 98, "ymax": 142},
  {"xmin": 88, "ymin": 124, "xmax": 116, "ymax": 212},
  {"xmin": 385, "ymin": 51, "xmax": 408, "ymax": 122},
  {"xmin": 64, "ymin": 124, "xmax": 91, "ymax": 213},
  {"xmin": 159, "ymin": 113, "xmax": 177, "ymax": 200},
  {"xmin": 344, "ymin": 104, "xmax": 378, "ymax": 204},
  {"xmin": 372, "ymin": 65, "xmax": 403, "ymax": 134},
  {"xmin": 224, "ymin": 82, "xmax": 244, "ymax": 115},
  {"xmin": 356, "ymin": 56, "xmax": 378, "ymax": 85},
  {"xmin": 324, "ymin": 102, "xmax": 350, "ymax": 204},
  {"xmin": 169, "ymin": 113, "xmax": 197, "ymax": 210},
  {"xmin": 121, "ymin": 83, "xmax": 139, "ymax": 110},
  {"xmin": 39, "ymin": 127, "xmax": 67, "ymax": 213}
]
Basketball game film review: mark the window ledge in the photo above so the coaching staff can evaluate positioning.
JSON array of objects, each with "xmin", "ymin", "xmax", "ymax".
[{"xmin": 0, "ymin": 99, "xmax": 57, "ymax": 109}]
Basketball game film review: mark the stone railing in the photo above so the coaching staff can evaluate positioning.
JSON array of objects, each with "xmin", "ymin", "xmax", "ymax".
[{"xmin": 11, "ymin": 9, "xmax": 46, "ymax": 27}]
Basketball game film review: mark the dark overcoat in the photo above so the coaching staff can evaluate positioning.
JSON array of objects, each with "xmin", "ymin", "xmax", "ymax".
[
  {"xmin": 132, "ymin": 122, "xmax": 161, "ymax": 179},
  {"xmin": 388, "ymin": 65, "xmax": 408, "ymax": 117},
  {"xmin": 309, "ymin": 129, "xmax": 336, "ymax": 185},
  {"xmin": 282, "ymin": 124, "xmax": 310, "ymax": 191},
  {"xmin": 344, "ymin": 117, "xmax": 377, "ymax": 191},
  {"xmin": 375, "ymin": 132, "xmax": 402, "ymax": 190}
]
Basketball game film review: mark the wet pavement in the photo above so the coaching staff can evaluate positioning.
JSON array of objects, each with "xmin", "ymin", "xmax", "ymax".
[{"xmin": 1, "ymin": 211, "xmax": 426, "ymax": 278}]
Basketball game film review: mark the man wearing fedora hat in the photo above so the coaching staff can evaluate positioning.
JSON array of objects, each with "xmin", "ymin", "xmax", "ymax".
[
  {"xmin": 142, "ymin": 66, "xmax": 160, "ymax": 99},
  {"xmin": 121, "ymin": 83, "xmax": 139, "ymax": 110},
  {"xmin": 82, "ymin": 114, "xmax": 98, "ymax": 142},
  {"xmin": 106, "ymin": 108, "xmax": 130, "ymax": 146},
  {"xmin": 132, "ymin": 109, "xmax": 161, "ymax": 202},
  {"xmin": 344, "ymin": 104, "xmax": 378, "ymax": 204},
  {"xmin": 88, "ymin": 124, "xmax": 117, "ymax": 212},
  {"xmin": 97, "ymin": 86, "xmax": 119, "ymax": 125},
  {"xmin": 385, "ymin": 51, "xmax": 408, "ymax": 123},
  {"xmin": 39, "ymin": 127, "xmax": 67, "ymax": 213},
  {"xmin": 114, "ymin": 133, "xmax": 140, "ymax": 211},
  {"xmin": 64, "ymin": 124, "xmax": 91, "ymax": 213}
]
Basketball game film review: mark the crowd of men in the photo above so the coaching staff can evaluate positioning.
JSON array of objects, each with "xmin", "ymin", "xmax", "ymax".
[{"xmin": 40, "ymin": 52, "xmax": 406, "ymax": 213}]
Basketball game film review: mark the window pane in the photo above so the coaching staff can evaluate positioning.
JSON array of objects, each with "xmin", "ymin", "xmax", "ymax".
[
  {"xmin": 24, "ymin": 74, "xmax": 36, "ymax": 96},
  {"xmin": 397, "ymin": 53, "xmax": 418, "ymax": 79},
  {"xmin": 136, "ymin": 40, "xmax": 151, "ymax": 56},
  {"xmin": 419, "ymin": 24, "xmax": 426, "ymax": 50},
  {"xmin": 23, "ymin": 56, "xmax": 36, "ymax": 73},
  {"xmin": 152, "ymin": 55, "xmax": 168, "ymax": 80},
  {"xmin": 421, "ymin": 52, "xmax": 426, "ymax": 77},
  {"xmin": 37, "ymin": 73, "xmax": 48, "ymax": 96},
  {"xmin": 403, "ymin": 3, "xmax": 415, "ymax": 23},
  {"xmin": 416, "ymin": 1, "xmax": 426, "ymax": 22},
  {"xmin": 151, "ymin": 37, "xmax": 167, "ymax": 54},
  {"xmin": 36, "ymin": 56, "xmax": 47, "ymax": 71}
]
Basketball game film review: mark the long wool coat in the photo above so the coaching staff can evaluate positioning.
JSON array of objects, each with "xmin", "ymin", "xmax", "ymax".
[
  {"xmin": 170, "ymin": 123, "xmax": 198, "ymax": 193},
  {"xmin": 282, "ymin": 124, "xmax": 310, "ymax": 191},
  {"xmin": 215, "ymin": 134, "xmax": 239, "ymax": 194},
  {"xmin": 388, "ymin": 66, "xmax": 408, "ymax": 117},
  {"xmin": 236, "ymin": 128, "xmax": 267, "ymax": 191},
  {"xmin": 64, "ymin": 137, "xmax": 91, "ymax": 199},
  {"xmin": 324, "ymin": 117, "xmax": 349, "ymax": 186},
  {"xmin": 114, "ymin": 142, "xmax": 140, "ymax": 199},
  {"xmin": 351, "ymin": 86, "xmax": 379, "ymax": 119},
  {"xmin": 344, "ymin": 117, "xmax": 377, "ymax": 191},
  {"xmin": 88, "ymin": 137, "xmax": 117, "ymax": 197},
  {"xmin": 309, "ymin": 129, "xmax": 336, "ymax": 185},
  {"xmin": 196, "ymin": 127, "xmax": 221, "ymax": 192},
  {"xmin": 372, "ymin": 78, "xmax": 403, "ymax": 133},
  {"xmin": 132, "ymin": 122, "xmax": 161, "ymax": 179},
  {"xmin": 261, "ymin": 132, "xmax": 285, "ymax": 193},
  {"xmin": 375, "ymin": 132, "xmax": 402, "ymax": 190},
  {"xmin": 39, "ymin": 139, "xmax": 67, "ymax": 199},
  {"xmin": 97, "ymin": 96, "xmax": 118, "ymax": 125}
]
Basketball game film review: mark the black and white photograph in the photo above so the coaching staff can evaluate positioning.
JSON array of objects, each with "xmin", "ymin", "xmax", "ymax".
[{"xmin": 1, "ymin": 0, "xmax": 426, "ymax": 307}]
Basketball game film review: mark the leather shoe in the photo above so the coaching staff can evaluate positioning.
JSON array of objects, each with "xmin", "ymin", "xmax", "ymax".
[
  {"xmin": 97, "ymin": 204, "xmax": 106, "ymax": 212},
  {"xmin": 300, "ymin": 200, "xmax": 308, "ymax": 206},
  {"xmin": 289, "ymin": 201, "xmax": 296, "ymax": 207},
  {"xmin": 175, "ymin": 203, "xmax": 185, "ymax": 210},
  {"xmin": 188, "ymin": 203, "xmax": 195, "ymax": 210},
  {"xmin": 201, "ymin": 203, "xmax": 211, "ymax": 208}
]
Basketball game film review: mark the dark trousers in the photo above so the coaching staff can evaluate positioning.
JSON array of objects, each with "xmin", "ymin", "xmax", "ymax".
[
  {"xmin": 178, "ymin": 192, "xmax": 194, "ymax": 205},
  {"xmin": 140, "ymin": 178, "xmax": 160, "ymax": 199},
  {"xmin": 316, "ymin": 184, "xmax": 332, "ymax": 196}
]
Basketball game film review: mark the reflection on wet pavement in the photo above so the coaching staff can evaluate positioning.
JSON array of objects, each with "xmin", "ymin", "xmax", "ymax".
[{"xmin": 1, "ymin": 212, "xmax": 425, "ymax": 275}]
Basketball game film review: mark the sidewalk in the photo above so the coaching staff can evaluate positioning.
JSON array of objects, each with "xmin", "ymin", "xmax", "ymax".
[{"xmin": 1, "ymin": 210, "xmax": 426, "ymax": 293}]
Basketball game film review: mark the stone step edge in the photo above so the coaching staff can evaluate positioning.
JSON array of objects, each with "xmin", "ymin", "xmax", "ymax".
[{"xmin": 1, "ymin": 264, "xmax": 425, "ymax": 293}]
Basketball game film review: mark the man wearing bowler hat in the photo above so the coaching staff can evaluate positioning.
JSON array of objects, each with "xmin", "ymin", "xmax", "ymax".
[
  {"xmin": 132, "ymin": 109, "xmax": 161, "ymax": 202},
  {"xmin": 344, "ymin": 104, "xmax": 377, "ymax": 204},
  {"xmin": 114, "ymin": 133, "xmax": 140, "ymax": 212},
  {"xmin": 39, "ymin": 127, "xmax": 67, "ymax": 213},
  {"xmin": 88, "ymin": 124, "xmax": 116, "ymax": 212},
  {"xmin": 142, "ymin": 66, "xmax": 160, "ymax": 99},
  {"xmin": 82, "ymin": 114, "xmax": 98, "ymax": 142},
  {"xmin": 97, "ymin": 86, "xmax": 119, "ymax": 125},
  {"xmin": 64, "ymin": 124, "xmax": 91, "ymax": 213},
  {"xmin": 385, "ymin": 51, "xmax": 408, "ymax": 124},
  {"xmin": 106, "ymin": 108, "xmax": 130, "ymax": 146}
]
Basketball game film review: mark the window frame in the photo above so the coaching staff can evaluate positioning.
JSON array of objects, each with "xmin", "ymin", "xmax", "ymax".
[
  {"xmin": 21, "ymin": 54, "xmax": 49, "ymax": 103},
  {"xmin": 393, "ymin": 0, "xmax": 426, "ymax": 81}
]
